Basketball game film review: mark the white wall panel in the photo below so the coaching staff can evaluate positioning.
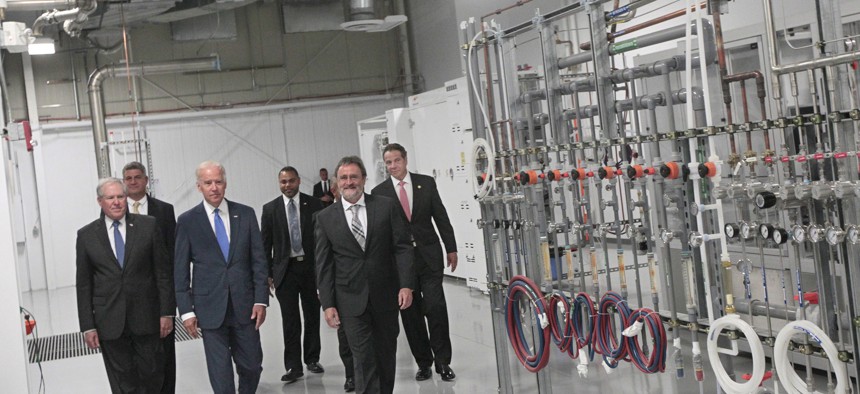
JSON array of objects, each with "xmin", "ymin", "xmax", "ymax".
[{"xmin": 36, "ymin": 96, "xmax": 401, "ymax": 289}]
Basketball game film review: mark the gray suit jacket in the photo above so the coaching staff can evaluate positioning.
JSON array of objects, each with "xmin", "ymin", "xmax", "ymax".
[
  {"xmin": 314, "ymin": 193, "xmax": 414, "ymax": 317},
  {"xmin": 174, "ymin": 200, "xmax": 269, "ymax": 329},
  {"xmin": 76, "ymin": 213, "xmax": 174, "ymax": 340}
]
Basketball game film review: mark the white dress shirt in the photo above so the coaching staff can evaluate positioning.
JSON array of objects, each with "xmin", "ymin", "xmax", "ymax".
[
  {"xmin": 128, "ymin": 195, "xmax": 149, "ymax": 215},
  {"xmin": 341, "ymin": 194, "xmax": 367, "ymax": 235},
  {"xmin": 104, "ymin": 216, "xmax": 126, "ymax": 259}
]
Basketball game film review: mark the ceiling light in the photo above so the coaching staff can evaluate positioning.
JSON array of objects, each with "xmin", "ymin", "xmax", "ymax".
[{"xmin": 28, "ymin": 38, "xmax": 55, "ymax": 55}]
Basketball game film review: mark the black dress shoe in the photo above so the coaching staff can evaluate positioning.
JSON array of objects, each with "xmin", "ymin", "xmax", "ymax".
[
  {"xmin": 437, "ymin": 365, "xmax": 456, "ymax": 381},
  {"xmin": 343, "ymin": 377, "xmax": 355, "ymax": 392},
  {"xmin": 415, "ymin": 367, "xmax": 433, "ymax": 381},
  {"xmin": 306, "ymin": 362, "xmax": 325, "ymax": 374},
  {"xmin": 281, "ymin": 369, "xmax": 303, "ymax": 383}
]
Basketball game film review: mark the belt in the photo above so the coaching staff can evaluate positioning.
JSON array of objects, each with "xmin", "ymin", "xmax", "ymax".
[{"xmin": 289, "ymin": 256, "xmax": 305, "ymax": 263}]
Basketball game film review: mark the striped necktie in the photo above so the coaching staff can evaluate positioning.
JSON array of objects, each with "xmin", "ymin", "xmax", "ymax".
[{"xmin": 349, "ymin": 204, "xmax": 365, "ymax": 250}]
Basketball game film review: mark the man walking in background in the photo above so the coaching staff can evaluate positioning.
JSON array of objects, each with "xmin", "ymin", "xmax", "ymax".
[
  {"xmin": 372, "ymin": 143, "xmax": 458, "ymax": 382},
  {"xmin": 174, "ymin": 161, "xmax": 269, "ymax": 394},
  {"xmin": 122, "ymin": 161, "xmax": 178, "ymax": 393},
  {"xmin": 313, "ymin": 168, "xmax": 334, "ymax": 206},
  {"xmin": 261, "ymin": 166, "xmax": 326, "ymax": 384},
  {"xmin": 76, "ymin": 178, "xmax": 174, "ymax": 393}
]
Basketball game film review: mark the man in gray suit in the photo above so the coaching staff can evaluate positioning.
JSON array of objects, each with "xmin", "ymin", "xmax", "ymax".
[
  {"xmin": 315, "ymin": 156, "xmax": 414, "ymax": 394},
  {"xmin": 174, "ymin": 161, "xmax": 269, "ymax": 394},
  {"xmin": 76, "ymin": 178, "xmax": 174, "ymax": 393}
]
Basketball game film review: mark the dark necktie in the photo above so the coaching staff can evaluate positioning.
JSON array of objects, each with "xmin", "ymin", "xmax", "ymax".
[
  {"xmin": 214, "ymin": 208, "xmax": 230, "ymax": 261},
  {"xmin": 113, "ymin": 220, "xmax": 125, "ymax": 267},
  {"xmin": 288, "ymin": 199, "xmax": 302, "ymax": 253},
  {"xmin": 350, "ymin": 205, "xmax": 365, "ymax": 250}
]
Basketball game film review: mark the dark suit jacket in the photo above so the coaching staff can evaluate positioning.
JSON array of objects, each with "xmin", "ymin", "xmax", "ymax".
[
  {"xmin": 261, "ymin": 193, "xmax": 323, "ymax": 288},
  {"xmin": 371, "ymin": 173, "xmax": 457, "ymax": 265},
  {"xmin": 76, "ymin": 214, "xmax": 175, "ymax": 340},
  {"xmin": 147, "ymin": 195, "xmax": 176, "ymax": 258},
  {"xmin": 313, "ymin": 181, "xmax": 334, "ymax": 200},
  {"xmin": 174, "ymin": 200, "xmax": 269, "ymax": 330},
  {"xmin": 314, "ymin": 193, "xmax": 414, "ymax": 317}
]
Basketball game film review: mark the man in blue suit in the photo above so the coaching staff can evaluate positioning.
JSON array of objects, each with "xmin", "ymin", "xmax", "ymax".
[{"xmin": 175, "ymin": 161, "xmax": 269, "ymax": 394}]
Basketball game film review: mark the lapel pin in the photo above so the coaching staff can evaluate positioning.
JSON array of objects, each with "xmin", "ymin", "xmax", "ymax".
[
  {"xmin": 129, "ymin": 223, "xmax": 134, "ymax": 227},
  {"xmin": 417, "ymin": 185, "xmax": 422, "ymax": 189}
]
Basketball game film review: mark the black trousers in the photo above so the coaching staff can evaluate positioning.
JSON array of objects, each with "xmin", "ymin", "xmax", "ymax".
[
  {"xmin": 400, "ymin": 245, "xmax": 453, "ymax": 369},
  {"xmin": 100, "ymin": 331, "xmax": 163, "ymax": 394},
  {"xmin": 341, "ymin": 303, "xmax": 399, "ymax": 394},
  {"xmin": 337, "ymin": 325, "xmax": 354, "ymax": 379},
  {"xmin": 275, "ymin": 260, "xmax": 321, "ymax": 372},
  {"xmin": 160, "ymin": 320, "xmax": 175, "ymax": 394}
]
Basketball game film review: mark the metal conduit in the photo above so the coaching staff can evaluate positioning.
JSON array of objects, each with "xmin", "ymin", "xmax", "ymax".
[{"xmin": 88, "ymin": 56, "xmax": 221, "ymax": 178}]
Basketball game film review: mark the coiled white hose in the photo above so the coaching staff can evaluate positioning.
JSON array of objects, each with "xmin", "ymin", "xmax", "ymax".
[
  {"xmin": 707, "ymin": 314, "xmax": 765, "ymax": 394},
  {"xmin": 774, "ymin": 320, "xmax": 847, "ymax": 394}
]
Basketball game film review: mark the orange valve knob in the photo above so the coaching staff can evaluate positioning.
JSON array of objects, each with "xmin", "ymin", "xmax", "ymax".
[
  {"xmin": 698, "ymin": 162, "xmax": 717, "ymax": 178},
  {"xmin": 660, "ymin": 162, "xmax": 681, "ymax": 179},
  {"xmin": 546, "ymin": 169, "xmax": 563, "ymax": 182},
  {"xmin": 518, "ymin": 170, "xmax": 539, "ymax": 185},
  {"xmin": 626, "ymin": 165, "xmax": 644, "ymax": 179},
  {"xmin": 476, "ymin": 173, "xmax": 487, "ymax": 185},
  {"xmin": 570, "ymin": 168, "xmax": 588, "ymax": 181},
  {"xmin": 597, "ymin": 166, "xmax": 616, "ymax": 180}
]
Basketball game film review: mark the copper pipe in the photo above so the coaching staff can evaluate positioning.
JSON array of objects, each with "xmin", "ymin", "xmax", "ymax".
[
  {"xmin": 724, "ymin": 70, "xmax": 770, "ymax": 150},
  {"xmin": 740, "ymin": 81, "xmax": 753, "ymax": 150},
  {"xmin": 710, "ymin": 5, "xmax": 738, "ymax": 155},
  {"xmin": 579, "ymin": 2, "xmax": 706, "ymax": 51}
]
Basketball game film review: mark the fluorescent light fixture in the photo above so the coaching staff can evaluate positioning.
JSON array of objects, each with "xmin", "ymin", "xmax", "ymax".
[{"xmin": 28, "ymin": 38, "xmax": 55, "ymax": 55}]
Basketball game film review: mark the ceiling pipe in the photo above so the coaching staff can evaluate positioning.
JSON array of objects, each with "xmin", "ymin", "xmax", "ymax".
[
  {"xmin": 4, "ymin": 0, "xmax": 76, "ymax": 12},
  {"xmin": 88, "ymin": 56, "xmax": 221, "ymax": 178},
  {"xmin": 31, "ymin": 0, "xmax": 97, "ymax": 37}
]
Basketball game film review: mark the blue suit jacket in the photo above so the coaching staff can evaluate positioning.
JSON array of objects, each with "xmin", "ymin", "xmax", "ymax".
[{"xmin": 174, "ymin": 200, "xmax": 269, "ymax": 329}]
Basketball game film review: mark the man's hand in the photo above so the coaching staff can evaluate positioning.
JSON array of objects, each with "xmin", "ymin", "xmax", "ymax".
[
  {"xmin": 251, "ymin": 305, "xmax": 267, "ymax": 330},
  {"xmin": 268, "ymin": 277, "xmax": 275, "ymax": 297},
  {"xmin": 447, "ymin": 252, "xmax": 459, "ymax": 272},
  {"xmin": 324, "ymin": 307, "xmax": 340, "ymax": 328},
  {"xmin": 183, "ymin": 317, "xmax": 199, "ymax": 338},
  {"xmin": 159, "ymin": 317, "xmax": 173, "ymax": 338},
  {"xmin": 84, "ymin": 330, "xmax": 99, "ymax": 349},
  {"xmin": 398, "ymin": 288, "xmax": 413, "ymax": 310},
  {"xmin": 321, "ymin": 195, "xmax": 333, "ymax": 203}
]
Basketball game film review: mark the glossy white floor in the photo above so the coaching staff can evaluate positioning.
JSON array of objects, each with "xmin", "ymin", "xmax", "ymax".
[{"xmin": 22, "ymin": 278, "xmax": 783, "ymax": 393}]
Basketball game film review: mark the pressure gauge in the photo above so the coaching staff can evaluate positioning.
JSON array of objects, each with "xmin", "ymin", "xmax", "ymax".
[
  {"xmin": 847, "ymin": 225, "xmax": 859, "ymax": 245},
  {"xmin": 759, "ymin": 223, "xmax": 775, "ymax": 240},
  {"xmin": 773, "ymin": 228, "xmax": 789, "ymax": 245},
  {"xmin": 755, "ymin": 192, "xmax": 778, "ymax": 209},
  {"xmin": 791, "ymin": 225, "xmax": 807, "ymax": 243},
  {"xmin": 826, "ymin": 226, "xmax": 846, "ymax": 246},
  {"xmin": 808, "ymin": 225, "xmax": 825, "ymax": 243},
  {"xmin": 741, "ymin": 221, "xmax": 758, "ymax": 240},
  {"xmin": 725, "ymin": 223, "xmax": 739, "ymax": 239}
]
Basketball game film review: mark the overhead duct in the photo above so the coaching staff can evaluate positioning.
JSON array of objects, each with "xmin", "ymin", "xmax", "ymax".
[
  {"xmin": 30, "ymin": 0, "xmax": 97, "ymax": 37},
  {"xmin": 340, "ymin": 0, "xmax": 406, "ymax": 32},
  {"xmin": 88, "ymin": 56, "xmax": 221, "ymax": 178}
]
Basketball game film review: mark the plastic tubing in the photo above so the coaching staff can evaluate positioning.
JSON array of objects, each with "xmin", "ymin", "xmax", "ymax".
[
  {"xmin": 548, "ymin": 292, "xmax": 574, "ymax": 353},
  {"xmin": 774, "ymin": 320, "xmax": 848, "ymax": 394},
  {"xmin": 596, "ymin": 291, "xmax": 632, "ymax": 367},
  {"xmin": 571, "ymin": 292, "xmax": 597, "ymax": 361},
  {"xmin": 505, "ymin": 275, "xmax": 551, "ymax": 372},
  {"xmin": 626, "ymin": 308, "xmax": 667, "ymax": 374},
  {"xmin": 466, "ymin": 29, "xmax": 497, "ymax": 199},
  {"xmin": 707, "ymin": 314, "xmax": 766, "ymax": 394}
]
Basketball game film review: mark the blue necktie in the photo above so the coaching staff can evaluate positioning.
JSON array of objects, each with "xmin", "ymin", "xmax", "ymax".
[
  {"xmin": 288, "ymin": 199, "xmax": 302, "ymax": 253},
  {"xmin": 214, "ymin": 208, "xmax": 230, "ymax": 261},
  {"xmin": 113, "ymin": 220, "xmax": 125, "ymax": 267}
]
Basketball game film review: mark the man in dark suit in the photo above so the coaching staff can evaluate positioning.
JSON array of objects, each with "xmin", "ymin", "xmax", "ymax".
[
  {"xmin": 261, "ymin": 166, "xmax": 327, "ymax": 384},
  {"xmin": 122, "ymin": 161, "xmax": 177, "ymax": 393},
  {"xmin": 174, "ymin": 161, "xmax": 269, "ymax": 394},
  {"xmin": 312, "ymin": 168, "xmax": 334, "ymax": 206},
  {"xmin": 371, "ymin": 143, "xmax": 458, "ymax": 382},
  {"xmin": 76, "ymin": 178, "xmax": 175, "ymax": 393},
  {"xmin": 315, "ymin": 156, "xmax": 414, "ymax": 394}
]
